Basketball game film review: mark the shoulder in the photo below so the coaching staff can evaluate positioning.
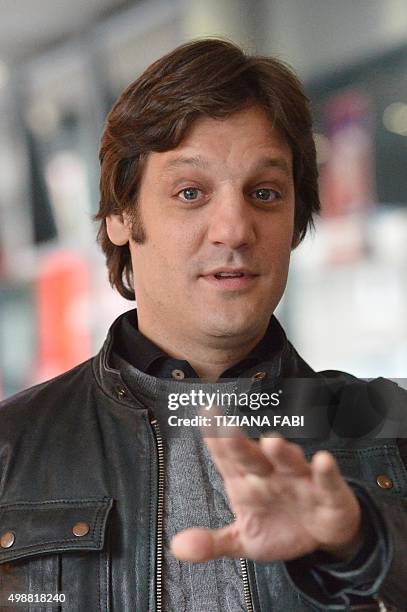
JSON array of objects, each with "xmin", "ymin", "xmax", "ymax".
[
  {"xmin": 314, "ymin": 369, "xmax": 407, "ymax": 406},
  {"xmin": 0, "ymin": 358, "xmax": 95, "ymax": 427},
  {"xmin": 316, "ymin": 369, "xmax": 406, "ymax": 395},
  {"xmin": 314, "ymin": 371, "xmax": 407, "ymax": 438}
]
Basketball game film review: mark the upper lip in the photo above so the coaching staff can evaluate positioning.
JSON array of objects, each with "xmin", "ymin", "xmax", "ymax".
[{"xmin": 202, "ymin": 267, "xmax": 258, "ymax": 276}]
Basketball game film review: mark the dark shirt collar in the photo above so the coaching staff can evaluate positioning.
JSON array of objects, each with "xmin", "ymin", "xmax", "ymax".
[{"xmin": 113, "ymin": 308, "xmax": 286, "ymax": 380}]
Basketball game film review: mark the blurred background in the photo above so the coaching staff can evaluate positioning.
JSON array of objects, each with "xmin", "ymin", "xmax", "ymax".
[{"xmin": 1, "ymin": 0, "xmax": 407, "ymax": 398}]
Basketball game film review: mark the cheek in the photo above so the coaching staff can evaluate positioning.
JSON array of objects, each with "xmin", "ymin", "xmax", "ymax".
[
  {"xmin": 157, "ymin": 226, "xmax": 199, "ymax": 264},
  {"xmin": 144, "ymin": 232, "xmax": 196, "ymax": 284},
  {"xmin": 264, "ymin": 224, "xmax": 293, "ymax": 261}
]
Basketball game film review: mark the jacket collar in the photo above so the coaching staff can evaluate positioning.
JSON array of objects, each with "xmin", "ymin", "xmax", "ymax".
[{"xmin": 92, "ymin": 309, "xmax": 316, "ymax": 404}]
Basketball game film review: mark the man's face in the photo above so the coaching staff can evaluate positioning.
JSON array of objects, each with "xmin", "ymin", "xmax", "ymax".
[{"xmin": 127, "ymin": 105, "xmax": 295, "ymax": 343}]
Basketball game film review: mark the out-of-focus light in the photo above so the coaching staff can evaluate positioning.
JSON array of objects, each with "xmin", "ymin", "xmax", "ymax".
[
  {"xmin": 383, "ymin": 102, "xmax": 407, "ymax": 136},
  {"xmin": 24, "ymin": 100, "xmax": 59, "ymax": 138},
  {"xmin": 0, "ymin": 60, "xmax": 10, "ymax": 90},
  {"xmin": 313, "ymin": 132, "xmax": 331, "ymax": 165}
]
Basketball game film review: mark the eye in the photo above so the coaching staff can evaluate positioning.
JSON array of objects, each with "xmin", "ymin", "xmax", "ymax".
[
  {"xmin": 251, "ymin": 188, "xmax": 281, "ymax": 202},
  {"xmin": 178, "ymin": 187, "xmax": 201, "ymax": 201}
]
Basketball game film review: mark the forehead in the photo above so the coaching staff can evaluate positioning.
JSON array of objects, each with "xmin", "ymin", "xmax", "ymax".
[
  {"xmin": 184, "ymin": 105, "xmax": 284, "ymax": 138},
  {"xmin": 147, "ymin": 106, "xmax": 293, "ymax": 176}
]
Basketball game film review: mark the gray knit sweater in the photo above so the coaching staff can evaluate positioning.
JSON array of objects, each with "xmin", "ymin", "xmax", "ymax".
[{"xmin": 114, "ymin": 355, "xmax": 281, "ymax": 612}]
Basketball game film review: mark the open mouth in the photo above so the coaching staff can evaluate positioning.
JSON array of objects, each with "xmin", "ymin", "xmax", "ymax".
[
  {"xmin": 201, "ymin": 271, "xmax": 258, "ymax": 290},
  {"xmin": 213, "ymin": 272, "xmax": 245, "ymax": 279}
]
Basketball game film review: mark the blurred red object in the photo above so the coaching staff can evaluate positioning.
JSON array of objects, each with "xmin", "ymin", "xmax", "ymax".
[{"xmin": 35, "ymin": 250, "xmax": 91, "ymax": 382}]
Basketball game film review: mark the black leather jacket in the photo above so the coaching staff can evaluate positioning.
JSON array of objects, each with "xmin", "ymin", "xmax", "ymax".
[{"xmin": 1, "ymin": 313, "xmax": 407, "ymax": 611}]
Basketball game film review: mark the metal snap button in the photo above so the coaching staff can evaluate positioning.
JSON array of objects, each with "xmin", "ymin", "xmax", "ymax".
[
  {"xmin": 0, "ymin": 531, "xmax": 15, "ymax": 549},
  {"xmin": 116, "ymin": 386, "xmax": 127, "ymax": 400},
  {"xmin": 376, "ymin": 474, "xmax": 393, "ymax": 489},
  {"xmin": 252, "ymin": 371, "xmax": 266, "ymax": 382},
  {"xmin": 171, "ymin": 369, "xmax": 185, "ymax": 380},
  {"xmin": 72, "ymin": 522, "xmax": 90, "ymax": 537}
]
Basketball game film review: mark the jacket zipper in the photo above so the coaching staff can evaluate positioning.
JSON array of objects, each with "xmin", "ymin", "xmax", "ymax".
[
  {"xmin": 228, "ymin": 387, "xmax": 254, "ymax": 612},
  {"xmin": 240, "ymin": 557, "xmax": 254, "ymax": 612},
  {"xmin": 151, "ymin": 413, "xmax": 254, "ymax": 612},
  {"xmin": 150, "ymin": 417, "xmax": 165, "ymax": 612}
]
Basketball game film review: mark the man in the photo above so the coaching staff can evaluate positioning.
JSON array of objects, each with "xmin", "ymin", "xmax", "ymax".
[{"xmin": 0, "ymin": 39, "xmax": 406, "ymax": 611}]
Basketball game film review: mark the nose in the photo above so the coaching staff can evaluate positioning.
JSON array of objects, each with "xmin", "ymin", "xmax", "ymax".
[{"xmin": 207, "ymin": 188, "xmax": 256, "ymax": 251}]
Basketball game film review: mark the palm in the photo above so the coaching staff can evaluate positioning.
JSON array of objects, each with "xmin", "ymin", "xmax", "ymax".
[{"xmin": 171, "ymin": 434, "xmax": 361, "ymax": 563}]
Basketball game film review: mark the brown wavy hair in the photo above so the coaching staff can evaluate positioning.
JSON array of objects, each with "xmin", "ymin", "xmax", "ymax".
[{"xmin": 95, "ymin": 38, "xmax": 320, "ymax": 300}]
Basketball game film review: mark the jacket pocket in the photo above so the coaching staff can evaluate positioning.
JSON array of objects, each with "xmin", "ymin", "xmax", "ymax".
[{"xmin": 0, "ymin": 497, "xmax": 113, "ymax": 611}]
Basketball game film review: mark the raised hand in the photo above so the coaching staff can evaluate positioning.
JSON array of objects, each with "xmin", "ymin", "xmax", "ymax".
[{"xmin": 171, "ymin": 432, "xmax": 362, "ymax": 563}]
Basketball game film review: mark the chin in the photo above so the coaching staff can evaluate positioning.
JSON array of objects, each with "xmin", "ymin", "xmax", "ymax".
[{"xmin": 203, "ymin": 311, "xmax": 261, "ymax": 338}]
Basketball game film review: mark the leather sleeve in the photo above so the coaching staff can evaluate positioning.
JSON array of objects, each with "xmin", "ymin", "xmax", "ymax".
[{"xmin": 283, "ymin": 479, "xmax": 407, "ymax": 611}]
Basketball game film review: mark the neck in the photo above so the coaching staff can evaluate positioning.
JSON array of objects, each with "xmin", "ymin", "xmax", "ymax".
[{"xmin": 136, "ymin": 310, "xmax": 270, "ymax": 382}]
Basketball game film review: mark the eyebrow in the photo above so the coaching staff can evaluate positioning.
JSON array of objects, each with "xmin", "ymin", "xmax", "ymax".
[
  {"xmin": 163, "ymin": 155, "xmax": 210, "ymax": 171},
  {"xmin": 247, "ymin": 156, "xmax": 292, "ymax": 178},
  {"xmin": 162, "ymin": 154, "xmax": 292, "ymax": 177}
]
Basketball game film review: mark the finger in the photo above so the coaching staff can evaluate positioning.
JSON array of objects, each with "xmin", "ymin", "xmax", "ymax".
[
  {"xmin": 260, "ymin": 436, "xmax": 311, "ymax": 476},
  {"xmin": 170, "ymin": 524, "xmax": 241, "ymax": 562},
  {"xmin": 205, "ymin": 434, "xmax": 273, "ymax": 478},
  {"xmin": 201, "ymin": 406, "xmax": 273, "ymax": 477},
  {"xmin": 311, "ymin": 450, "xmax": 344, "ymax": 494}
]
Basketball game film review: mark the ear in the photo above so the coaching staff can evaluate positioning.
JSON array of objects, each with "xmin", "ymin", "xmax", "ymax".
[{"xmin": 106, "ymin": 213, "xmax": 131, "ymax": 246}]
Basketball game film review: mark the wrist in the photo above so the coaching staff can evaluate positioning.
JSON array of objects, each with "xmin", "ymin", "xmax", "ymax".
[
  {"xmin": 319, "ymin": 502, "xmax": 363, "ymax": 562},
  {"xmin": 321, "ymin": 525, "xmax": 364, "ymax": 562}
]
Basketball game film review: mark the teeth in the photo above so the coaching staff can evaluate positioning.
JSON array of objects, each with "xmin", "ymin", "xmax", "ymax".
[{"xmin": 215, "ymin": 272, "xmax": 244, "ymax": 277}]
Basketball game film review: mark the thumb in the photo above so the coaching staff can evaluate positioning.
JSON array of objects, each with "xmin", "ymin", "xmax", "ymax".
[{"xmin": 171, "ymin": 524, "xmax": 241, "ymax": 562}]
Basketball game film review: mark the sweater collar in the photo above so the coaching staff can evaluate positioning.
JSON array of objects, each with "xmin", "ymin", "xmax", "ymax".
[{"xmin": 92, "ymin": 309, "xmax": 315, "ymax": 406}]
